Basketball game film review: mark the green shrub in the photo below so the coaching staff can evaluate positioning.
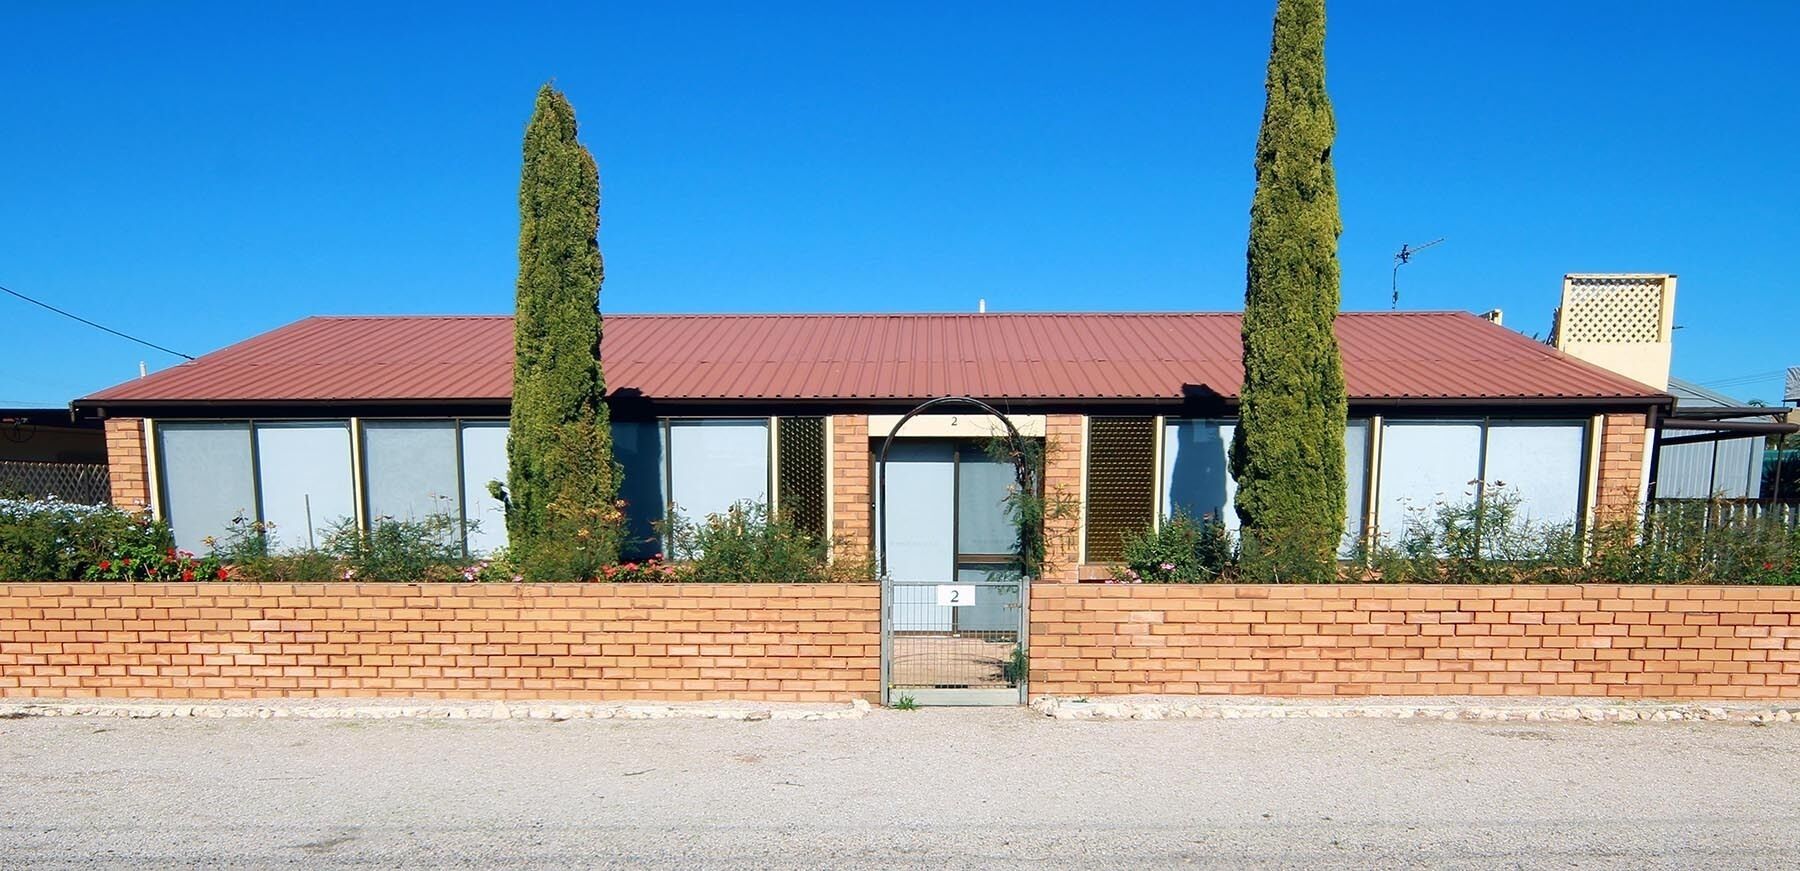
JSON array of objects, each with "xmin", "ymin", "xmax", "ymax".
[
  {"xmin": 0, "ymin": 497, "xmax": 186, "ymax": 581},
  {"xmin": 1113, "ymin": 512, "xmax": 1233, "ymax": 583},
  {"xmin": 663, "ymin": 500, "xmax": 847, "ymax": 582},
  {"xmin": 322, "ymin": 514, "xmax": 471, "ymax": 581}
]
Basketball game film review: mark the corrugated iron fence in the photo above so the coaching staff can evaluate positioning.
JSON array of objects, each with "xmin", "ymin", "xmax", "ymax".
[{"xmin": 0, "ymin": 460, "xmax": 111, "ymax": 504}]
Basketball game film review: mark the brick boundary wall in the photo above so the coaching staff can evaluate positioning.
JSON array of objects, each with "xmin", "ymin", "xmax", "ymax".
[
  {"xmin": 102, "ymin": 418, "xmax": 149, "ymax": 511},
  {"xmin": 0, "ymin": 583, "xmax": 880, "ymax": 702},
  {"xmin": 1030, "ymin": 584, "xmax": 1800, "ymax": 700}
]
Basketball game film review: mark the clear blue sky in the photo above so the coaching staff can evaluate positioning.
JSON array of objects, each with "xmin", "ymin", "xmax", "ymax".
[{"xmin": 3, "ymin": 2, "xmax": 1796, "ymax": 407}]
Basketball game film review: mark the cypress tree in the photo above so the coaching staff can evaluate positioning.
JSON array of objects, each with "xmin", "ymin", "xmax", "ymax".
[
  {"xmin": 1231, "ymin": 0, "xmax": 1348, "ymax": 581},
  {"xmin": 505, "ymin": 84, "xmax": 620, "ymax": 578}
]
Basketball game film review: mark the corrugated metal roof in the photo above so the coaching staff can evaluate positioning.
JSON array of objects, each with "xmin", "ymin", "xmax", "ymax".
[{"xmin": 80, "ymin": 311, "xmax": 1668, "ymax": 405}]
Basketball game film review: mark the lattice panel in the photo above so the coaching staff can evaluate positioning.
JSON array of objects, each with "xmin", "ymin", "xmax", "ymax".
[
  {"xmin": 776, "ymin": 417, "xmax": 828, "ymax": 540},
  {"xmin": 1084, "ymin": 417, "xmax": 1157, "ymax": 564},
  {"xmin": 1560, "ymin": 276, "xmax": 1668, "ymax": 344},
  {"xmin": 0, "ymin": 461, "xmax": 111, "ymax": 505}
]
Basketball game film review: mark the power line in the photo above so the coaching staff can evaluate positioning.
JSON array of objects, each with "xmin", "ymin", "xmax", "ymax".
[{"xmin": 0, "ymin": 282, "xmax": 194, "ymax": 360}]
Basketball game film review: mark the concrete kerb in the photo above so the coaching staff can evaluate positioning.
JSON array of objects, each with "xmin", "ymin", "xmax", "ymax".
[
  {"xmin": 0, "ymin": 697, "xmax": 873, "ymax": 722},
  {"xmin": 1031, "ymin": 695, "xmax": 1800, "ymax": 724}
]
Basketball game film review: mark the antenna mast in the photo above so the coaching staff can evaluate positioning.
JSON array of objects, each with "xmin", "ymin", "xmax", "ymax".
[{"xmin": 1390, "ymin": 237, "xmax": 1445, "ymax": 309}]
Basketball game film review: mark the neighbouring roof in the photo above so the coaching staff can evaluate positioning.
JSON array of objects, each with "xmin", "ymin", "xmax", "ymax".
[{"xmin": 77, "ymin": 311, "xmax": 1669, "ymax": 407}]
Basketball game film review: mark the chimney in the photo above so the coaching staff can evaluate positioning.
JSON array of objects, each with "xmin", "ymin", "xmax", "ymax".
[{"xmin": 1549, "ymin": 273, "xmax": 1677, "ymax": 390}]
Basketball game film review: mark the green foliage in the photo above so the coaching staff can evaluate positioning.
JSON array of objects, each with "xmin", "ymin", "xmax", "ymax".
[
  {"xmin": 981, "ymin": 435, "xmax": 1077, "ymax": 580},
  {"xmin": 1113, "ymin": 512, "xmax": 1234, "ymax": 583},
  {"xmin": 891, "ymin": 694, "xmax": 919, "ymax": 711},
  {"xmin": 0, "ymin": 498, "xmax": 188, "ymax": 581},
  {"xmin": 322, "ymin": 514, "xmax": 472, "ymax": 582},
  {"xmin": 505, "ymin": 83, "xmax": 621, "ymax": 579},
  {"xmin": 1232, "ymin": 0, "xmax": 1347, "ymax": 583},
  {"xmin": 1001, "ymin": 644, "xmax": 1029, "ymax": 685},
  {"xmin": 663, "ymin": 500, "xmax": 855, "ymax": 583}
]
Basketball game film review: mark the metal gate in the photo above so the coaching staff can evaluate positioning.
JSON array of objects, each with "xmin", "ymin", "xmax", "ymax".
[{"xmin": 882, "ymin": 575, "xmax": 1029, "ymax": 706}]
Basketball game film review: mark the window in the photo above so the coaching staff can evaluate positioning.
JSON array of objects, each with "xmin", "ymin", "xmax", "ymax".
[
  {"xmin": 458, "ymin": 422, "xmax": 509, "ymax": 555},
  {"xmin": 157, "ymin": 423, "xmax": 256, "ymax": 553},
  {"xmin": 254, "ymin": 422, "xmax": 355, "ymax": 551},
  {"xmin": 613, "ymin": 420, "xmax": 666, "ymax": 559},
  {"xmin": 361, "ymin": 421, "xmax": 461, "ymax": 525},
  {"xmin": 666, "ymin": 419, "xmax": 770, "ymax": 523},
  {"xmin": 1161, "ymin": 419, "xmax": 1371, "ymax": 557},
  {"xmin": 1375, "ymin": 418, "xmax": 1588, "ymax": 542},
  {"xmin": 1085, "ymin": 417, "xmax": 1157, "ymax": 563}
]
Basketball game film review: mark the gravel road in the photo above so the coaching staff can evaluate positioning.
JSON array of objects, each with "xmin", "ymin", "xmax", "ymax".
[{"xmin": 2, "ymin": 708, "xmax": 1797, "ymax": 868}]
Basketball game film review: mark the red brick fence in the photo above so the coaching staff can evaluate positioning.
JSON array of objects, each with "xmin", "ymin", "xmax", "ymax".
[
  {"xmin": 5, "ymin": 582, "xmax": 1799, "ymax": 703},
  {"xmin": 0, "ymin": 583, "xmax": 880, "ymax": 702},
  {"xmin": 1030, "ymin": 584, "xmax": 1800, "ymax": 700}
]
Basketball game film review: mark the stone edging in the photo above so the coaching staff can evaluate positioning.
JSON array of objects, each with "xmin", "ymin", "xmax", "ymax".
[
  {"xmin": 0, "ymin": 698, "xmax": 872, "ymax": 722},
  {"xmin": 1030, "ymin": 695, "xmax": 1800, "ymax": 724}
]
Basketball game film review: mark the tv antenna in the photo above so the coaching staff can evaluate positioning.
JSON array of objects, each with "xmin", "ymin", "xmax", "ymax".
[{"xmin": 1390, "ymin": 238, "xmax": 1445, "ymax": 309}]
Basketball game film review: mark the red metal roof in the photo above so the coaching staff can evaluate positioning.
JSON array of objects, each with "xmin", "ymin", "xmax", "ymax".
[{"xmin": 79, "ymin": 312, "xmax": 1667, "ymax": 405}]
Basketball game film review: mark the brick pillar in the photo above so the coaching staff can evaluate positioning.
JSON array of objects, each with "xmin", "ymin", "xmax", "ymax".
[
  {"xmin": 830, "ymin": 414, "xmax": 871, "ymax": 563},
  {"xmin": 1594, "ymin": 411, "xmax": 1649, "ymax": 522},
  {"xmin": 1041, "ymin": 414, "xmax": 1084, "ymax": 582},
  {"xmin": 103, "ymin": 418, "xmax": 151, "ymax": 512}
]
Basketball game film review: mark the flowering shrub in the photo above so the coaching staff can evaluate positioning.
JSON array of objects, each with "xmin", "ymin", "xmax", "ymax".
[
  {"xmin": 662, "ymin": 500, "xmax": 854, "ymax": 582},
  {"xmin": 84, "ymin": 545, "xmax": 227, "ymax": 583},
  {"xmin": 0, "ymin": 497, "xmax": 178, "ymax": 581},
  {"xmin": 1111, "ymin": 511, "xmax": 1234, "ymax": 583},
  {"xmin": 601, "ymin": 554, "xmax": 683, "ymax": 582}
]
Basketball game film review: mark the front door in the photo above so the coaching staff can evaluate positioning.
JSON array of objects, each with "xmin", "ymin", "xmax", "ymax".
[{"xmin": 879, "ymin": 441, "xmax": 1028, "ymax": 706}]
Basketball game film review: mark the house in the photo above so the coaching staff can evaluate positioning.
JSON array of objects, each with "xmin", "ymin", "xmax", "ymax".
[
  {"xmin": 1651, "ymin": 378, "xmax": 1779, "ymax": 500},
  {"xmin": 0, "ymin": 408, "xmax": 109, "ymax": 504},
  {"xmin": 75, "ymin": 280, "xmax": 1676, "ymax": 580}
]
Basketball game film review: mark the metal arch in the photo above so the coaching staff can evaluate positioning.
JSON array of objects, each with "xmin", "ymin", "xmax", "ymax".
[{"xmin": 874, "ymin": 396, "xmax": 1036, "ymax": 581}]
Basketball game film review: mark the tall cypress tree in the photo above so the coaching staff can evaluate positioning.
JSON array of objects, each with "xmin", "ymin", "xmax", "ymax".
[
  {"xmin": 505, "ymin": 84, "xmax": 620, "ymax": 578},
  {"xmin": 1231, "ymin": 0, "xmax": 1347, "ymax": 580}
]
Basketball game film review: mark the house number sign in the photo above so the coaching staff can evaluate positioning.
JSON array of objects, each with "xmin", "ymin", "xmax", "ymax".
[{"xmin": 936, "ymin": 584, "xmax": 976, "ymax": 607}]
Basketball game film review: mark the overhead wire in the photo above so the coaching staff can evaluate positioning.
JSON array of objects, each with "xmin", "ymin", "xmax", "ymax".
[{"xmin": 0, "ymin": 282, "xmax": 194, "ymax": 360}]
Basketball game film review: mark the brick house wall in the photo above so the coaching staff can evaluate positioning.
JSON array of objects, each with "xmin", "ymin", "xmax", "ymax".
[
  {"xmin": 102, "ymin": 418, "xmax": 149, "ymax": 511},
  {"xmin": 829, "ymin": 415, "xmax": 871, "ymax": 562},
  {"xmin": 1595, "ymin": 411, "xmax": 1651, "ymax": 521},
  {"xmin": 1030, "ymin": 584, "xmax": 1800, "ymax": 700},
  {"xmin": 0, "ymin": 583, "xmax": 881, "ymax": 702},
  {"xmin": 1041, "ymin": 414, "xmax": 1085, "ymax": 582}
]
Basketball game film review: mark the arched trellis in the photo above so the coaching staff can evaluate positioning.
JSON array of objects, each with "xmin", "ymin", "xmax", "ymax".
[{"xmin": 874, "ymin": 396, "xmax": 1040, "ymax": 581}]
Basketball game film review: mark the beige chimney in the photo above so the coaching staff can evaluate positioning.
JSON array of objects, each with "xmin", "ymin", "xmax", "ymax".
[{"xmin": 1551, "ymin": 273, "xmax": 1677, "ymax": 390}]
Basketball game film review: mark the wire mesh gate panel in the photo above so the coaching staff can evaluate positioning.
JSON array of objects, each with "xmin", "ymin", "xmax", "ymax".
[{"xmin": 883, "ymin": 576, "xmax": 1029, "ymax": 706}]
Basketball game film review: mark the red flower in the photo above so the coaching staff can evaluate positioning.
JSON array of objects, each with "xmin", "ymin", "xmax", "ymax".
[
  {"xmin": 181, "ymin": 569, "xmax": 195, "ymax": 582},
  {"xmin": 1765, "ymin": 562, "xmax": 1776, "ymax": 571},
  {"xmin": 99, "ymin": 560, "xmax": 112, "ymax": 570},
  {"xmin": 215, "ymin": 567, "xmax": 229, "ymax": 581},
  {"xmin": 122, "ymin": 558, "xmax": 133, "ymax": 566}
]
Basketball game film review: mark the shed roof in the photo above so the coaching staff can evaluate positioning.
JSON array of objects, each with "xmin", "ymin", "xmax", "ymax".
[{"xmin": 79, "ymin": 311, "xmax": 1668, "ymax": 407}]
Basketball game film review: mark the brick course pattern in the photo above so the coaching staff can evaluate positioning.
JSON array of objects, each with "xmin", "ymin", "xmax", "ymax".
[
  {"xmin": 1041, "ymin": 414, "xmax": 1084, "ymax": 582},
  {"xmin": 1031, "ymin": 584, "xmax": 1800, "ymax": 700},
  {"xmin": 0, "ymin": 583, "xmax": 880, "ymax": 702},
  {"xmin": 1594, "ymin": 411, "xmax": 1649, "ymax": 520},
  {"xmin": 103, "ymin": 418, "xmax": 149, "ymax": 511},
  {"xmin": 830, "ymin": 415, "xmax": 871, "ymax": 562}
]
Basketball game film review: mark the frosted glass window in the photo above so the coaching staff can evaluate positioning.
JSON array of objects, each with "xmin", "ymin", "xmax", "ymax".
[
  {"xmin": 1483, "ymin": 421, "xmax": 1585, "ymax": 529},
  {"xmin": 1342, "ymin": 421, "xmax": 1370, "ymax": 556},
  {"xmin": 255, "ymin": 422, "xmax": 354, "ymax": 551},
  {"xmin": 363, "ymin": 421, "xmax": 461, "ymax": 524},
  {"xmin": 613, "ymin": 420, "xmax": 667, "ymax": 560},
  {"xmin": 459, "ymin": 422, "xmax": 509, "ymax": 555},
  {"xmin": 158, "ymin": 423, "xmax": 256, "ymax": 553},
  {"xmin": 667, "ymin": 419, "xmax": 768, "ymax": 523},
  {"xmin": 1161, "ymin": 420, "xmax": 1239, "ymax": 530},
  {"xmin": 957, "ymin": 450, "xmax": 1016, "ymax": 555},
  {"xmin": 1376, "ymin": 421, "xmax": 1483, "ymax": 541}
]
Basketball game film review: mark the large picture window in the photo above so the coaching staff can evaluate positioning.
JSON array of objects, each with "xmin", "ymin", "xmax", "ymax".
[
  {"xmin": 1161, "ymin": 419, "xmax": 1370, "ymax": 556},
  {"xmin": 666, "ymin": 419, "xmax": 770, "ymax": 523},
  {"xmin": 1375, "ymin": 418, "xmax": 1587, "ymax": 542},
  {"xmin": 458, "ymin": 422, "xmax": 510, "ymax": 555},
  {"xmin": 157, "ymin": 423, "xmax": 257, "ymax": 553},
  {"xmin": 254, "ymin": 422, "xmax": 355, "ymax": 551},
  {"xmin": 361, "ymin": 421, "xmax": 461, "ymax": 524}
]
